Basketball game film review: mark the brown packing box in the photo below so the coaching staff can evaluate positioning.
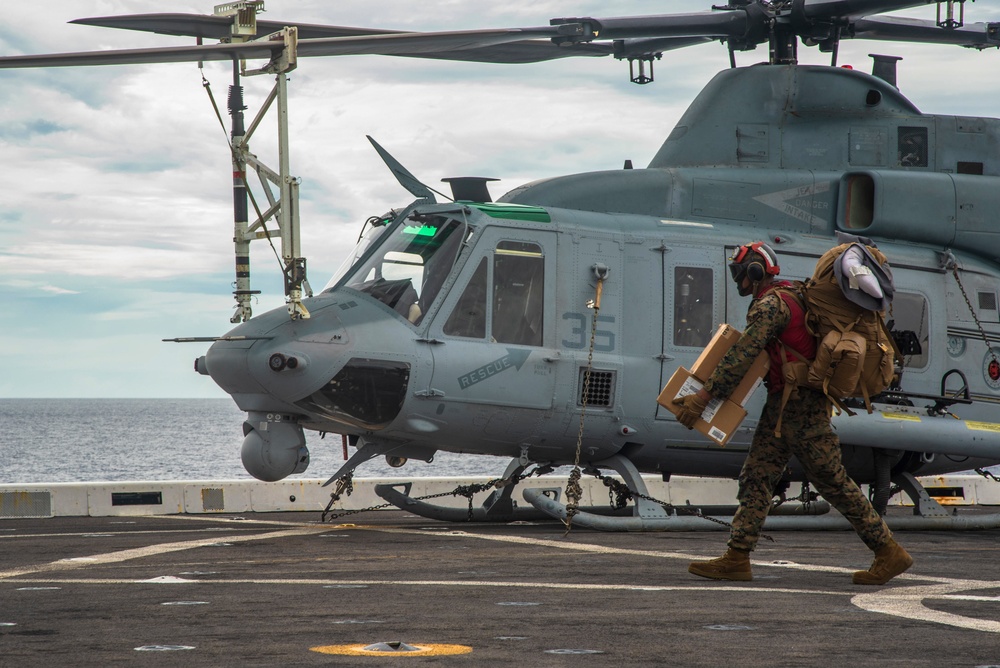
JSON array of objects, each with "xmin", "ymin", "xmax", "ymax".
[
  {"xmin": 689, "ymin": 323, "xmax": 770, "ymax": 407},
  {"xmin": 656, "ymin": 323, "xmax": 771, "ymax": 446},
  {"xmin": 657, "ymin": 367, "xmax": 746, "ymax": 446},
  {"xmin": 731, "ymin": 351, "xmax": 770, "ymax": 406},
  {"xmin": 690, "ymin": 324, "xmax": 740, "ymax": 380}
]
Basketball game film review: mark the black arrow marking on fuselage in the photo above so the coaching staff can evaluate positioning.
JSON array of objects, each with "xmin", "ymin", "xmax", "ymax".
[{"xmin": 457, "ymin": 348, "xmax": 531, "ymax": 389}]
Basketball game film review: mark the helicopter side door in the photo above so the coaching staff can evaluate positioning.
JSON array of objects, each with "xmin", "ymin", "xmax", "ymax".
[
  {"xmin": 654, "ymin": 244, "xmax": 723, "ymax": 421},
  {"xmin": 424, "ymin": 228, "xmax": 558, "ymax": 410}
]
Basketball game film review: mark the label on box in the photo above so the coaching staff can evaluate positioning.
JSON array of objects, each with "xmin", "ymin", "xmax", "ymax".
[
  {"xmin": 708, "ymin": 426, "xmax": 727, "ymax": 442},
  {"xmin": 701, "ymin": 397, "xmax": 724, "ymax": 422},
  {"xmin": 672, "ymin": 375, "xmax": 724, "ymax": 422},
  {"xmin": 675, "ymin": 375, "xmax": 703, "ymax": 397}
]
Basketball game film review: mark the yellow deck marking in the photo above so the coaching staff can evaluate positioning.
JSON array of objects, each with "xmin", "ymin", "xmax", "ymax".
[{"xmin": 310, "ymin": 643, "xmax": 472, "ymax": 657}]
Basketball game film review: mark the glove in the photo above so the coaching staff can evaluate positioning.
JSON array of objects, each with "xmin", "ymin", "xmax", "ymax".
[{"xmin": 673, "ymin": 393, "xmax": 709, "ymax": 429}]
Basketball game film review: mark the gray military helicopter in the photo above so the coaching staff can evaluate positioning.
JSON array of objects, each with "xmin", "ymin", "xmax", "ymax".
[{"xmin": 5, "ymin": 1, "xmax": 1000, "ymax": 530}]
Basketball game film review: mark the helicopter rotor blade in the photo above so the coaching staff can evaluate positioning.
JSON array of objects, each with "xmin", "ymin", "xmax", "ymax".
[
  {"xmin": 850, "ymin": 17, "xmax": 1000, "ymax": 50},
  {"xmin": 71, "ymin": 13, "xmax": 613, "ymax": 64},
  {"xmin": 550, "ymin": 11, "xmax": 749, "ymax": 41},
  {"xmin": 3, "ymin": 2, "xmax": 997, "ymax": 72},
  {"xmin": 0, "ymin": 11, "xmax": 753, "ymax": 71},
  {"xmin": 798, "ymin": 0, "xmax": 942, "ymax": 21},
  {"xmin": 71, "ymin": 13, "xmax": 392, "ymax": 40},
  {"xmin": 0, "ymin": 26, "xmax": 578, "ymax": 69}
]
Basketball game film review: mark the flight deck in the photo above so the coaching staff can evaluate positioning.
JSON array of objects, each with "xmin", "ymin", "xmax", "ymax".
[{"xmin": 2, "ymin": 506, "xmax": 999, "ymax": 667}]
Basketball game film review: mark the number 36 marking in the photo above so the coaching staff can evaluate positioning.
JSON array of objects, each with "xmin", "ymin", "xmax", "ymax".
[{"xmin": 562, "ymin": 312, "xmax": 615, "ymax": 351}]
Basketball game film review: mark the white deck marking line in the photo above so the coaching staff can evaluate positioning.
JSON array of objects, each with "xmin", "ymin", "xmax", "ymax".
[
  {"xmin": 163, "ymin": 519, "xmax": 995, "ymax": 587},
  {"xmin": 362, "ymin": 527, "xmax": 970, "ymax": 583},
  {"xmin": 0, "ymin": 526, "xmax": 327, "ymax": 580},
  {"xmin": 1, "ymin": 577, "xmax": 841, "ymax": 597},
  {"xmin": 853, "ymin": 583, "xmax": 1000, "ymax": 634},
  {"xmin": 0, "ymin": 528, "xmax": 263, "ymax": 540},
  {"xmin": 366, "ymin": 527, "xmax": 1000, "ymax": 634},
  {"xmin": 6, "ymin": 517, "xmax": 998, "ymax": 634}
]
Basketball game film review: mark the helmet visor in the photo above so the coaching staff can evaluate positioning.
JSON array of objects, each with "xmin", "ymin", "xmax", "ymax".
[{"xmin": 728, "ymin": 261, "xmax": 746, "ymax": 282}]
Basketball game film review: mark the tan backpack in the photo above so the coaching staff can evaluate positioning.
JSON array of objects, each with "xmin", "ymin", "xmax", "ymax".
[{"xmin": 773, "ymin": 238, "xmax": 902, "ymax": 429}]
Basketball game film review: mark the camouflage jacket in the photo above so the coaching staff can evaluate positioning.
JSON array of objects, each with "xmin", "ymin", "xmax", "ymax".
[{"xmin": 703, "ymin": 291, "xmax": 789, "ymax": 401}]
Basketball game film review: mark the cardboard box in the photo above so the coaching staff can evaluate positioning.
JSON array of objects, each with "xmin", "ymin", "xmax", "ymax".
[
  {"xmin": 656, "ymin": 323, "xmax": 771, "ymax": 446},
  {"xmin": 657, "ymin": 367, "xmax": 747, "ymax": 446},
  {"xmin": 690, "ymin": 324, "xmax": 740, "ymax": 380},
  {"xmin": 688, "ymin": 322, "xmax": 770, "ymax": 407}
]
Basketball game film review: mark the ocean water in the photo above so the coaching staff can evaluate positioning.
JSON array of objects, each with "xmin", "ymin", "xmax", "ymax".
[
  {"xmin": 2, "ymin": 399, "xmax": 997, "ymax": 484},
  {"xmin": 0, "ymin": 398, "xmax": 507, "ymax": 484}
]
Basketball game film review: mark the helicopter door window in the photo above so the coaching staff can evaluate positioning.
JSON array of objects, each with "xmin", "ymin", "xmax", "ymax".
[
  {"xmin": 339, "ymin": 215, "xmax": 465, "ymax": 324},
  {"xmin": 673, "ymin": 267, "xmax": 713, "ymax": 347},
  {"xmin": 492, "ymin": 241, "xmax": 543, "ymax": 346},
  {"xmin": 889, "ymin": 291, "xmax": 929, "ymax": 369},
  {"xmin": 898, "ymin": 127, "xmax": 928, "ymax": 168},
  {"xmin": 443, "ymin": 258, "xmax": 488, "ymax": 338}
]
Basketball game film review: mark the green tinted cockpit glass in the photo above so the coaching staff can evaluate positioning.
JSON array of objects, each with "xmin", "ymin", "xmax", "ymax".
[{"xmin": 335, "ymin": 213, "xmax": 468, "ymax": 324}]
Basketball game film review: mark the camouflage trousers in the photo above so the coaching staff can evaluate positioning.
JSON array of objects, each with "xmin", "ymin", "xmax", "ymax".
[{"xmin": 728, "ymin": 387, "xmax": 891, "ymax": 552}]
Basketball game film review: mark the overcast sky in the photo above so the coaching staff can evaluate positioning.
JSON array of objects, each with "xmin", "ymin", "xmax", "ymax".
[{"xmin": 2, "ymin": 1, "xmax": 999, "ymax": 398}]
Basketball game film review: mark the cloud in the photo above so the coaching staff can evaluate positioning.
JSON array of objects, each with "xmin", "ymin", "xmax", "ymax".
[
  {"xmin": 38, "ymin": 285, "xmax": 80, "ymax": 295},
  {"xmin": 1, "ymin": 0, "xmax": 999, "ymax": 400}
]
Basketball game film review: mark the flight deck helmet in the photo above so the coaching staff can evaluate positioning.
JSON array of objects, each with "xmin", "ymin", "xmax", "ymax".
[{"xmin": 728, "ymin": 242, "xmax": 780, "ymax": 296}]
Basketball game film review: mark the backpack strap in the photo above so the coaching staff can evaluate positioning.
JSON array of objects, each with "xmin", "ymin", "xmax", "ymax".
[{"xmin": 774, "ymin": 341, "xmax": 854, "ymax": 438}]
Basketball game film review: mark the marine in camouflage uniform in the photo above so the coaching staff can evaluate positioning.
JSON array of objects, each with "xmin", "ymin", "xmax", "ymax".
[
  {"xmin": 673, "ymin": 241, "xmax": 912, "ymax": 585},
  {"xmin": 701, "ymin": 287, "xmax": 890, "ymax": 553}
]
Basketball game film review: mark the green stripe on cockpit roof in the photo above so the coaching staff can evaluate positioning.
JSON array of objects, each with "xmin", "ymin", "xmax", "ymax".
[{"xmin": 467, "ymin": 202, "xmax": 551, "ymax": 223}]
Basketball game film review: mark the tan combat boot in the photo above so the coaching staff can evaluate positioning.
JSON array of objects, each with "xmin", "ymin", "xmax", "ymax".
[
  {"xmin": 688, "ymin": 548, "xmax": 752, "ymax": 581},
  {"xmin": 852, "ymin": 539, "xmax": 913, "ymax": 585}
]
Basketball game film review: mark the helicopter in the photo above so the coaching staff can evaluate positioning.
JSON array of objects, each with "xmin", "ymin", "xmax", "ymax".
[{"xmin": 4, "ymin": 1, "xmax": 1000, "ymax": 530}]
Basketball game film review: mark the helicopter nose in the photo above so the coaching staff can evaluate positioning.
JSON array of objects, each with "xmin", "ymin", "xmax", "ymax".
[{"xmin": 202, "ymin": 294, "xmax": 417, "ymax": 432}]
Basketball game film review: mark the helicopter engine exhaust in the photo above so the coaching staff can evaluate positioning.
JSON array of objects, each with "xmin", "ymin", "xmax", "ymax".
[{"xmin": 241, "ymin": 412, "xmax": 310, "ymax": 482}]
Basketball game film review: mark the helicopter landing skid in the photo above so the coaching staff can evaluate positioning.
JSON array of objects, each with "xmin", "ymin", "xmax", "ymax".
[
  {"xmin": 524, "ymin": 457, "xmax": 1000, "ymax": 532},
  {"xmin": 522, "ymin": 453, "xmax": 684, "ymax": 531},
  {"xmin": 373, "ymin": 456, "xmax": 632, "ymax": 523}
]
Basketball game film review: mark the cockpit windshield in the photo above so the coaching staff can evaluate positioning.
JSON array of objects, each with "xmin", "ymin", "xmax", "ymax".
[{"xmin": 330, "ymin": 212, "xmax": 468, "ymax": 324}]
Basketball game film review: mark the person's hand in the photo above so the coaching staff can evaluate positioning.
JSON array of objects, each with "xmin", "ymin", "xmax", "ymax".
[{"xmin": 673, "ymin": 393, "xmax": 709, "ymax": 429}]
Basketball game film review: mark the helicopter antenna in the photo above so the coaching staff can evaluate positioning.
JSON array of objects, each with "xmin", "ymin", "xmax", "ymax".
[{"xmin": 366, "ymin": 135, "xmax": 451, "ymax": 203}]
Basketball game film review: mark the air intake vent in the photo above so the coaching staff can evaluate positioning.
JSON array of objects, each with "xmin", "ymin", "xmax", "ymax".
[
  {"xmin": 978, "ymin": 291, "xmax": 998, "ymax": 312},
  {"xmin": 579, "ymin": 369, "xmax": 616, "ymax": 407}
]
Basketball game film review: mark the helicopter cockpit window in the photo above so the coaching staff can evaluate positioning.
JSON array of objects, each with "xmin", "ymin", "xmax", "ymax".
[
  {"xmin": 492, "ymin": 241, "xmax": 543, "ymax": 346},
  {"xmin": 889, "ymin": 291, "xmax": 929, "ymax": 369},
  {"xmin": 339, "ymin": 214, "xmax": 466, "ymax": 325},
  {"xmin": 898, "ymin": 127, "xmax": 928, "ymax": 168},
  {"xmin": 673, "ymin": 267, "xmax": 713, "ymax": 347}
]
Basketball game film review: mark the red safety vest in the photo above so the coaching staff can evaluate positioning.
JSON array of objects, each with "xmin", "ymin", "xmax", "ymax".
[{"xmin": 758, "ymin": 281, "xmax": 816, "ymax": 393}]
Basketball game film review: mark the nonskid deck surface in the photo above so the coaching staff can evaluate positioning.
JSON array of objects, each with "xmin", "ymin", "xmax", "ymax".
[{"xmin": 1, "ymin": 510, "xmax": 999, "ymax": 667}]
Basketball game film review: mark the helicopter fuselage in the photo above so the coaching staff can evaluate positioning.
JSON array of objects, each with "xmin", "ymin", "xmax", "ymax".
[{"xmin": 203, "ymin": 64, "xmax": 1000, "ymax": 486}]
